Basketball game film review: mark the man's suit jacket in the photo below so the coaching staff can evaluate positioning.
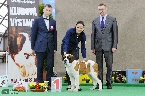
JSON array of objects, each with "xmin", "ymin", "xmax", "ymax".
[
  {"xmin": 91, "ymin": 15, "xmax": 118, "ymax": 51},
  {"xmin": 31, "ymin": 16, "xmax": 57, "ymax": 52}
]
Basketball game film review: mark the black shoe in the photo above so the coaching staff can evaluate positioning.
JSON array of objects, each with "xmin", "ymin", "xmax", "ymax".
[
  {"xmin": 78, "ymin": 88, "xmax": 82, "ymax": 91},
  {"xmin": 107, "ymin": 85, "xmax": 112, "ymax": 89},
  {"xmin": 95, "ymin": 85, "xmax": 103, "ymax": 89},
  {"xmin": 66, "ymin": 88, "xmax": 82, "ymax": 91},
  {"xmin": 66, "ymin": 88, "xmax": 71, "ymax": 90},
  {"xmin": 95, "ymin": 86, "xmax": 99, "ymax": 89}
]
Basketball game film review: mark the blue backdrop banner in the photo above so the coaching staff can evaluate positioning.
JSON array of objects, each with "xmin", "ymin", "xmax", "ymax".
[{"xmin": 43, "ymin": 0, "xmax": 55, "ymax": 19}]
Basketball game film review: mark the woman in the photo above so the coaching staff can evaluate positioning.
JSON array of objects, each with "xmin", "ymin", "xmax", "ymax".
[{"xmin": 61, "ymin": 21, "xmax": 87, "ymax": 90}]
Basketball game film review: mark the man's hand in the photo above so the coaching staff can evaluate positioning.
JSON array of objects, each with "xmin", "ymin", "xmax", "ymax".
[
  {"xmin": 112, "ymin": 48, "xmax": 117, "ymax": 53},
  {"xmin": 54, "ymin": 50, "xmax": 56, "ymax": 54},
  {"xmin": 32, "ymin": 50, "xmax": 35, "ymax": 55},
  {"xmin": 92, "ymin": 49, "xmax": 95, "ymax": 54},
  {"xmin": 64, "ymin": 52, "xmax": 66, "ymax": 55},
  {"xmin": 83, "ymin": 58, "xmax": 87, "ymax": 61}
]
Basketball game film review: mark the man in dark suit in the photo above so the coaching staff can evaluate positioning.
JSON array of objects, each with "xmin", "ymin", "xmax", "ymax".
[
  {"xmin": 31, "ymin": 4, "xmax": 57, "ymax": 89},
  {"xmin": 91, "ymin": 3, "xmax": 118, "ymax": 89}
]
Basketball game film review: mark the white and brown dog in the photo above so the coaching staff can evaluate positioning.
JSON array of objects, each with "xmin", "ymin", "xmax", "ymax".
[{"xmin": 62, "ymin": 54, "xmax": 102, "ymax": 92}]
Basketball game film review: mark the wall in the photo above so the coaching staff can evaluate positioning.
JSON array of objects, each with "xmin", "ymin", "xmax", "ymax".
[{"xmin": 53, "ymin": 0, "xmax": 145, "ymax": 79}]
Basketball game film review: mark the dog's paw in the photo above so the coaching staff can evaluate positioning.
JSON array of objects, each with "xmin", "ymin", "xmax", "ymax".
[
  {"xmin": 98, "ymin": 89, "xmax": 102, "ymax": 91},
  {"xmin": 90, "ymin": 86, "xmax": 96, "ymax": 90},
  {"xmin": 90, "ymin": 88, "xmax": 95, "ymax": 90},
  {"xmin": 68, "ymin": 89, "xmax": 73, "ymax": 92},
  {"xmin": 73, "ymin": 88, "xmax": 78, "ymax": 92}
]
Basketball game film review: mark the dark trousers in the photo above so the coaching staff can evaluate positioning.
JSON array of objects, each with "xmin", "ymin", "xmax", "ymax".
[
  {"xmin": 36, "ymin": 49, "xmax": 54, "ymax": 86},
  {"xmin": 95, "ymin": 50, "xmax": 113, "ymax": 85}
]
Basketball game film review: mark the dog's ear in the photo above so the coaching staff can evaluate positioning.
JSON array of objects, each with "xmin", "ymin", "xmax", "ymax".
[{"xmin": 69, "ymin": 54, "xmax": 74, "ymax": 63}]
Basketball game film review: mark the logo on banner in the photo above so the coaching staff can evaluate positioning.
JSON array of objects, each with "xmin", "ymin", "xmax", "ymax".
[{"xmin": 1, "ymin": 89, "xmax": 18, "ymax": 94}]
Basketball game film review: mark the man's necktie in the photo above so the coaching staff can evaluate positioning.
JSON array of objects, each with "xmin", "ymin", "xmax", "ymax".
[{"xmin": 101, "ymin": 17, "xmax": 104, "ymax": 29}]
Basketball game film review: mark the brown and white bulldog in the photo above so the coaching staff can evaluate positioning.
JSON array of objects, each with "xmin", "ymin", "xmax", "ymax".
[{"xmin": 62, "ymin": 54, "xmax": 102, "ymax": 92}]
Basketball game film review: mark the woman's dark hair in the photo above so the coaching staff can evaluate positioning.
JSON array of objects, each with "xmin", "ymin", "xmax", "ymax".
[{"xmin": 76, "ymin": 21, "xmax": 85, "ymax": 26}]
